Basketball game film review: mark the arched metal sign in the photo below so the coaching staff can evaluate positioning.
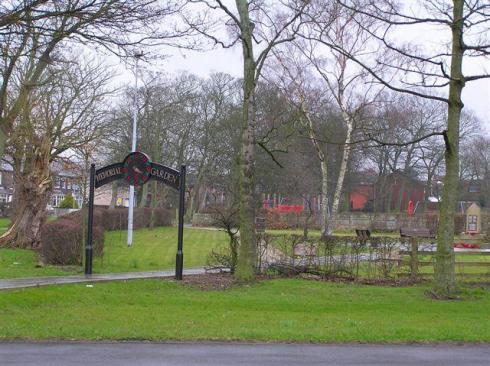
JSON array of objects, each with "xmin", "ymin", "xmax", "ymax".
[{"xmin": 85, "ymin": 152, "xmax": 186, "ymax": 280}]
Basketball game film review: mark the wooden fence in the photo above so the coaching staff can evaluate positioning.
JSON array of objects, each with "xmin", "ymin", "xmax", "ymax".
[{"xmin": 399, "ymin": 248, "xmax": 490, "ymax": 279}]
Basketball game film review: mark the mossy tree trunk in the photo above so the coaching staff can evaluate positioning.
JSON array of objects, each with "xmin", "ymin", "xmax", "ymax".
[
  {"xmin": 234, "ymin": 0, "xmax": 257, "ymax": 281},
  {"xmin": 434, "ymin": 0, "xmax": 464, "ymax": 297}
]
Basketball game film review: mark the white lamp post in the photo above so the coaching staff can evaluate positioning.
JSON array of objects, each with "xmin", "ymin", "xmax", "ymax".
[{"xmin": 127, "ymin": 52, "xmax": 143, "ymax": 247}]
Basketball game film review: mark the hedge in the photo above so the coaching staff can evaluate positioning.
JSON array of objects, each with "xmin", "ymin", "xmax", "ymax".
[
  {"xmin": 40, "ymin": 219, "xmax": 104, "ymax": 265},
  {"xmin": 40, "ymin": 207, "xmax": 173, "ymax": 265},
  {"xmin": 60, "ymin": 207, "xmax": 173, "ymax": 231}
]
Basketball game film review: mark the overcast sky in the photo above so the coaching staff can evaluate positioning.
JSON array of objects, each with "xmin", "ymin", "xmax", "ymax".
[{"xmin": 128, "ymin": 46, "xmax": 488, "ymax": 135}]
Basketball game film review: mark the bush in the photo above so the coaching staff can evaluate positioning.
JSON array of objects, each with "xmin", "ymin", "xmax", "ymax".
[
  {"xmin": 94, "ymin": 207, "xmax": 172, "ymax": 230},
  {"xmin": 205, "ymin": 205, "xmax": 239, "ymax": 272},
  {"xmin": 425, "ymin": 214, "xmax": 439, "ymax": 235},
  {"xmin": 152, "ymin": 208, "xmax": 173, "ymax": 227},
  {"xmin": 58, "ymin": 193, "xmax": 79, "ymax": 209},
  {"xmin": 101, "ymin": 208, "xmax": 128, "ymax": 231},
  {"xmin": 134, "ymin": 207, "xmax": 151, "ymax": 229},
  {"xmin": 62, "ymin": 207, "xmax": 104, "ymax": 226},
  {"xmin": 198, "ymin": 204, "xmax": 226, "ymax": 214},
  {"xmin": 40, "ymin": 218, "xmax": 104, "ymax": 265},
  {"xmin": 40, "ymin": 205, "xmax": 173, "ymax": 266},
  {"xmin": 206, "ymin": 247, "xmax": 237, "ymax": 272},
  {"xmin": 264, "ymin": 234, "xmax": 414, "ymax": 282},
  {"xmin": 265, "ymin": 208, "xmax": 290, "ymax": 230}
]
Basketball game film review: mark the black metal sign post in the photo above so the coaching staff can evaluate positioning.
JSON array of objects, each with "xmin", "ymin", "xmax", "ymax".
[
  {"xmin": 84, "ymin": 152, "xmax": 186, "ymax": 280},
  {"xmin": 85, "ymin": 163, "xmax": 96, "ymax": 275},
  {"xmin": 175, "ymin": 165, "xmax": 186, "ymax": 280}
]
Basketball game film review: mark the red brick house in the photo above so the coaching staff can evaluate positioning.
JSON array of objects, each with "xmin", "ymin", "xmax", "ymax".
[{"xmin": 349, "ymin": 171, "xmax": 425, "ymax": 212}]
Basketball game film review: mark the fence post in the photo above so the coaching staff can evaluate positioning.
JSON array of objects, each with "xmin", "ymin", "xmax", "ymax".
[{"xmin": 410, "ymin": 237, "xmax": 418, "ymax": 280}]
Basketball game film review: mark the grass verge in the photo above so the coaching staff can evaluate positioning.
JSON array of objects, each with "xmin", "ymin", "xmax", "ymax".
[
  {"xmin": 0, "ymin": 278, "xmax": 489, "ymax": 342},
  {"xmin": 0, "ymin": 227, "xmax": 227, "ymax": 279}
]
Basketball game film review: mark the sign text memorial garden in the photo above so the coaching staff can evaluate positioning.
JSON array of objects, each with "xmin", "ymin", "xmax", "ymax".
[{"xmin": 85, "ymin": 152, "xmax": 186, "ymax": 279}]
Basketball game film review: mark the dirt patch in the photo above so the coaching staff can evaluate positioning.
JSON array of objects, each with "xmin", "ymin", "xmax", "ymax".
[
  {"xmin": 295, "ymin": 272, "xmax": 426, "ymax": 287},
  {"xmin": 179, "ymin": 272, "xmax": 428, "ymax": 291},
  {"xmin": 181, "ymin": 273, "xmax": 236, "ymax": 291}
]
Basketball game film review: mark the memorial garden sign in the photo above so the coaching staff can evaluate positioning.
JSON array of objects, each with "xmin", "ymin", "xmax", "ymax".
[{"xmin": 85, "ymin": 152, "xmax": 186, "ymax": 280}]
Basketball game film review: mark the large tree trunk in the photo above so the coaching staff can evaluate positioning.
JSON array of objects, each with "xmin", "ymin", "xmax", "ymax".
[
  {"xmin": 235, "ymin": 0, "xmax": 257, "ymax": 281},
  {"xmin": 1, "ymin": 179, "xmax": 51, "ymax": 249},
  {"xmin": 0, "ymin": 137, "xmax": 52, "ymax": 249},
  {"xmin": 434, "ymin": 0, "xmax": 464, "ymax": 297}
]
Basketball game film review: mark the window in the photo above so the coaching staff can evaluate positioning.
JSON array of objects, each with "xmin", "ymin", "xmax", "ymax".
[
  {"xmin": 0, "ymin": 193, "xmax": 8, "ymax": 203},
  {"xmin": 467, "ymin": 215, "xmax": 478, "ymax": 232},
  {"xmin": 468, "ymin": 185, "xmax": 480, "ymax": 193},
  {"xmin": 52, "ymin": 194, "xmax": 65, "ymax": 207},
  {"xmin": 0, "ymin": 173, "xmax": 2, "ymax": 186}
]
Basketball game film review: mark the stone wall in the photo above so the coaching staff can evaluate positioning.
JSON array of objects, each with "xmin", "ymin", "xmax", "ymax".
[
  {"xmin": 191, "ymin": 213, "xmax": 216, "ymax": 227},
  {"xmin": 330, "ymin": 213, "xmax": 436, "ymax": 232},
  {"xmin": 192, "ymin": 211, "xmax": 476, "ymax": 235}
]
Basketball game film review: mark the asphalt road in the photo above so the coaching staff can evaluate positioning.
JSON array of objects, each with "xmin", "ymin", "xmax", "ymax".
[{"xmin": 1, "ymin": 342, "xmax": 489, "ymax": 366}]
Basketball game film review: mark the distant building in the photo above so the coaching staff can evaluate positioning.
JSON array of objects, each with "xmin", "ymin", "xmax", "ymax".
[
  {"xmin": 0, "ymin": 162, "xmax": 14, "ymax": 204},
  {"xmin": 348, "ymin": 171, "xmax": 425, "ymax": 212},
  {"xmin": 460, "ymin": 180, "xmax": 486, "ymax": 207},
  {"xmin": 347, "ymin": 171, "xmax": 488, "ymax": 214},
  {"xmin": 50, "ymin": 163, "xmax": 84, "ymax": 209},
  {"xmin": 0, "ymin": 161, "xmax": 84, "ymax": 211},
  {"xmin": 464, "ymin": 202, "xmax": 481, "ymax": 234}
]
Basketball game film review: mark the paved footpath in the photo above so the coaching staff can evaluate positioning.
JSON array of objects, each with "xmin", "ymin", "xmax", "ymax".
[
  {"xmin": 0, "ymin": 268, "xmax": 206, "ymax": 290},
  {"xmin": 1, "ymin": 342, "xmax": 489, "ymax": 366}
]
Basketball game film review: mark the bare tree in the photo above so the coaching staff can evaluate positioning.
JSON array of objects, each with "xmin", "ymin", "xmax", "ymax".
[
  {"xmin": 1, "ymin": 56, "xmax": 112, "ymax": 248},
  {"xmin": 185, "ymin": 73, "xmax": 240, "ymax": 220},
  {"xmin": 183, "ymin": 0, "xmax": 309, "ymax": 280},
  {"xmin": 321, "ymin": 0, "xmax": 490, "ymax": 297},
  {"xmin": 265, "ymin": 50, "xmax": 333, "ymax": 235},
  {"xmin": 460, "ymin": 135, "xmax": 490, "ymax": 207},
  {"xmin": 295, "ymin": 2, "xmax": 385, "ymax": 216},
  {"xmin": 0, "ymin": 0, "xmax": 191, "ymax": 158}
]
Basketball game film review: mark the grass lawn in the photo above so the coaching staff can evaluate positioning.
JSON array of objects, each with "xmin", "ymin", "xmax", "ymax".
[
  {"xmin": 0, "ymin": 227, "xmax": 227, "ymax": 279},
  {"xmin": 0, "ymin": 249, "xmax": 73, "ymax": 279},
  {"xmin": 94, "ymin": 227, "xmax": 227, "ymax": 273},
  {"xmin": 0, "ymin": 217, "xmax": 10, "ymax": 234},
  {"xmin": 0, "ymin": 278, "xmax": 489, "ymax": 342}
]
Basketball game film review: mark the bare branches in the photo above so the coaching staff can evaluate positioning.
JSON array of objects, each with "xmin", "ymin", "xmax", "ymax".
[
  {"xmin": 366, "ymin": 130, "xmax": 446, "ymax": 148},
  {"xmin": 297, "ymin": 0, "xmax": 490, "ymax": 106},
  {"xmin": 257, "ymin": 140, "xmax": 285, "ymax": 168},
  {"xmin": 0, "ymin": 1, "xmax": 200, "ymax": 158}
]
